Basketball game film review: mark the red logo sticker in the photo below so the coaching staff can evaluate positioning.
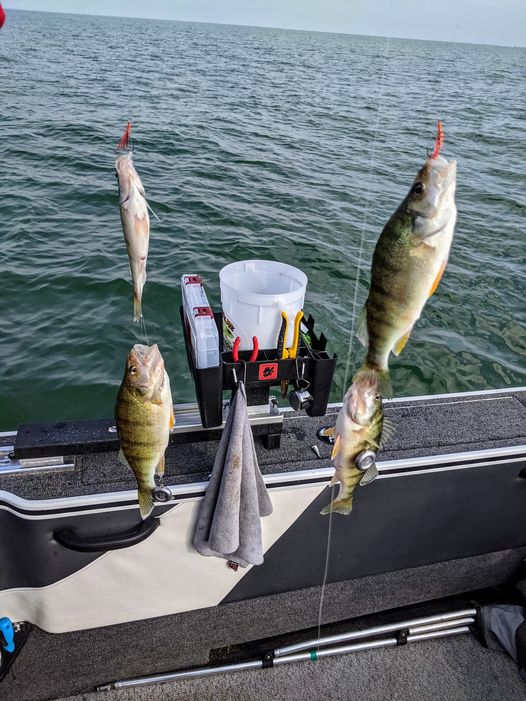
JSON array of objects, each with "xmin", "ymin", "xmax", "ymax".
[{"xmin": 259, "ymin": 363, "xmax": 278, "ymax": 381}]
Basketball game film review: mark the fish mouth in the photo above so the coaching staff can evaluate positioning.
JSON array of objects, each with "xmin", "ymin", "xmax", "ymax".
[
  {"xmin": 429, "ymin": 158, "xmax": 456, "ymax": 196},
  {"xmin": 133, "ymin": 343, "xmax": 159, "ymax": 356},
  {"xmin": 129, "ymin": 344, "xmax": 163, "ymax": 370},
  {"xmin": 347, "ymin": 381, "xmax": 377, "ymax": 424},
  {"xmin": 439, "ymin": 158, "xmax": 457, "ymax": 190},
  {"xmin": 115, "ymin": 152, "xmax": 133, "ymax": 171}
]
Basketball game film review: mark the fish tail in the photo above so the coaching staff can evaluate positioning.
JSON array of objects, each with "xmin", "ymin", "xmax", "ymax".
[
  {"xmin": 138, "ymin": 487, "xmax": 154, "ymax": 520},
  {"xmin": 133, "ymin": 295, "xmax": 142, "ymax": 322},
  {"xmin": 353, "ymin": 362, "xmax": 392, "ymax": 399},
  {"xmin": 320, "ymin": 496, "xmax": 354, "ymax": 516}
]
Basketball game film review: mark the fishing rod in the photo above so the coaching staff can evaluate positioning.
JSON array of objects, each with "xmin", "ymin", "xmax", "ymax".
[{"xmin": 96, "ymin": 608, "xmax": 478, "ymax": 692}]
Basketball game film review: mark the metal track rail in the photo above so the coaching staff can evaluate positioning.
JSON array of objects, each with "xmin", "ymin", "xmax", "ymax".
[{"xmin": 0, "ymin": 445, "xmax": 74, "ymax": 477}]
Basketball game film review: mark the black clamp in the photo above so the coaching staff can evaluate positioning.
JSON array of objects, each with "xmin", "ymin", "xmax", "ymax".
[
  {"xmin": 261, "ymin": 651, "xmax": 275, "ymax": 668},
  {"xmin": 396, "ymin": 628, "xmax": 409, "ymax": 646}
]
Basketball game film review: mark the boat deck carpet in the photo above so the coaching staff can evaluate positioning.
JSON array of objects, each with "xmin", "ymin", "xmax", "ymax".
[{"xmin": 60, "ymin": 634, "xmax": 526, "ymax": 701}]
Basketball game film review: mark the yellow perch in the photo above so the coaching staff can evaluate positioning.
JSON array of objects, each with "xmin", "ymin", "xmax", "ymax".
[
  {"xmin": 116, "ymin": 149, "xmax": 150, "ymax": 322},
  {"xmin": 321, "ymin": 371, "xmax": 394, "ymax": 516},
  {"xmin": 115, "ymin": 344, "xmax": 175, "ymax": 519},
  {"xmin": 356, "ymin": 123, "xmax": 457, "ymax": 397}
]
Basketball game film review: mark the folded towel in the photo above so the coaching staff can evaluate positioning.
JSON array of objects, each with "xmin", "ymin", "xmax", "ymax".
[{"xmin": 193, "ymin": 382, "xmax": 273, "ymax": 567}]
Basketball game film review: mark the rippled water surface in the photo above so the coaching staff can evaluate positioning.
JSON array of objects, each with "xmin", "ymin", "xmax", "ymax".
[{"xmin": 1, "ymin": 10, "xmax": 525, "ymax": 429}]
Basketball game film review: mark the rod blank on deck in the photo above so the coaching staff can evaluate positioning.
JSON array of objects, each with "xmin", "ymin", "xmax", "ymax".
[
  {"xmin": 274, "ymin": 607, "xmax": 477, "ymax": 657},
  {"xmin": 96, "ymin": 609, "xmax": 477, "ymax": 692}
]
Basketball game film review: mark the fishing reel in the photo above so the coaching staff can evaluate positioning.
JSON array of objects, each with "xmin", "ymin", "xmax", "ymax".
[
  {"xmin": 313, "ymin": 429, "xmax": 378, "ymax": 485},
  {"xmin": 356, "ymin": 450, "xmax": 378, "ymax": 487},
  {"xmin": 355, "ymin": 450, "xmax": 376, "ymax": 472},
  {"xmin": 289, "ymin": 388, "xmax": 313, "ymax": 412},
  {"xmin": 289, "ymin": 363, "xmax": 314, "ymax": 412},
  {"xmin": 152, "ymin": 486, "xmax": 172, "ymax": 503}
]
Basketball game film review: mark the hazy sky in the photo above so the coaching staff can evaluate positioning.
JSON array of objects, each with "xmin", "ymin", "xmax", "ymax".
[{"xmin": 4, "ymin": 0, "xmax": 526, "ymax": 47}]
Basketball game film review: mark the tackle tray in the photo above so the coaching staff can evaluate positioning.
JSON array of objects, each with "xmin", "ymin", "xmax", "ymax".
[
  {"xmin": 180, "ymin": 307, "xmax": 337, "ymax": 433},
  {"xmin": 181, "ymin": 275, "xmax": 220, "ymax": 370}
]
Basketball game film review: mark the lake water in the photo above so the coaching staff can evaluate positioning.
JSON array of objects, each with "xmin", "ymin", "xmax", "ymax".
[{"xmin": 1, "ymin": 10, "xmax": 525, "ymax": 429}]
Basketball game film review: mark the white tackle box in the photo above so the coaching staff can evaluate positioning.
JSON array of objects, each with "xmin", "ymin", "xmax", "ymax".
[{"xmin": 181, "ymin": 275, "xmax": 220, "ymax": 369}]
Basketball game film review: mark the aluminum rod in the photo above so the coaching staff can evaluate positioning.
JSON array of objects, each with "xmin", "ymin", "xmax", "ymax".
[
  {"xmin": 274, "ymin": 608, "xmax": 477, "ymax": 657},
  {"xmin": 274, "ymin": 637, "xmax": 399, "ymax": 664},
  {"xmin": 408, "ymin": 617, "xmax": 475, "ymax": 635},
  {"xmin": 275, "ymin": 626, "xmax": 471, "ymax": 665},
  {"xmin": 96, "ymin": 620, "xmax": 473, "ymax": 692},
  {"xmin": 408, "ymin": 626, "xmax": 470, "ymax": 643},
  {"xmin": 100, "ymin": 660, "xmax": 263, "ymax": 691}
]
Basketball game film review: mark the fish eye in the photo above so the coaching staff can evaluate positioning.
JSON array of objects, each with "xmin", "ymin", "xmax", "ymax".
[
  {"xmin": 375, "ymin": 394, "xmax": 381, "ymax": 400},
  {"xmin": 412, "ymin": 182, "xmax": 425, "ymax": 195},
  {"xmin": 129, "ymin": 366, "xmax": 137, "ymax": 375}
]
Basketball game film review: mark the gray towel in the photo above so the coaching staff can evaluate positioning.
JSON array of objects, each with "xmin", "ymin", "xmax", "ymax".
[{"xmin": 193, "ymin": 382, "xmax": 273, "ymax": 567}]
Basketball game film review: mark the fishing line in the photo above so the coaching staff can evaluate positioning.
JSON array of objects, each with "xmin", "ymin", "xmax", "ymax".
[
  {"xmin": 140, "ymin": 315, "xmax": 150, "ymax": 346},
  {"xmin": 342, "ymin": 35, "xmax": 392, "ymax": 393},
  {"xmin": 315, "ymin": 34, "xmax": 392, "ymax": 651},
  {"xmin": 315, "ymin": 481, "xmax": 336, "ymax": 651},
  {"xmin": 147, "ymin": 201, "xmax": 161, "ymax": 222}
]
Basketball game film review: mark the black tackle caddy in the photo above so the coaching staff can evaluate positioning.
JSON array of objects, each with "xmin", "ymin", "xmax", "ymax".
[{"xmin": 181, "ymin": 307, "xmax": 337, "ymax": 443}]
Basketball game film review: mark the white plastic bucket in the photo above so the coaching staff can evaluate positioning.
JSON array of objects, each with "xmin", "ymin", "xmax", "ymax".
[{"xmin": 220, "ymin": 260, "xmax": 307, "ymax": 351}]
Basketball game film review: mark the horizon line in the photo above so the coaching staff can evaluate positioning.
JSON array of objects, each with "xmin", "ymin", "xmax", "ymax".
[{"xmin": 6, "ymin": 7, "xmax": 526, "ymax": 49}]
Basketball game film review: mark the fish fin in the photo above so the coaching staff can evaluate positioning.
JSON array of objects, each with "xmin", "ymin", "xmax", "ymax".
[
  {"xmin": 138, "ymin": 488, "xmax": 154, "ymax": 520},
  {"xmin": 331, "ymin": 435, "xmax": 341, "ymax": 460},
  {"xmin": 366, "ymin": 436, "xmax": 381, "ymax": 451},
  {"xmin": 169, "ymin": 405, "xmax": 175, "ymax": 430},
  {"xmin": 392, "ymin": 328, "xmax": 413, "ymax": 357},
  {"xmin": 156, "ymin": 454, "xmax": 165, "ymax": 476},
  {"xmin": 355, "ymin": 305, "xmax": 368, "ymax": 347},
  {"xmin": 353, "ymin": 365, "xmax": 393, "ymax": 399},
  {"xmin": 117, "ymin": 448, "xmax": 128, "ymax": 466},
  {"xmin": 359, "ymin": 463, "xmax": 378, "ymax": 486},
  {"xmin": 320, "ymin": 496, "xmax": 354, "ymax": 516},
  {"xmin": 329, "ymin": 473, "xmax": 339, "ymax": 487},
  {"xmin": 320, "ymin": 426, "xmax": 335, "ymax": 439},
  {"xmin": 429, "ymin": 259, "xmax": 447, "ymax": 297},
  {"xmin": 377, "ymin": 369, "xmax": 393, "ymax": 399},
  {"xmin": 133, "ymin": 296, "xmax": 142, "ymax": 322},
  {"xmin": 379, "ymin": 417, "xmax": 396, "ymax": 448}
]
